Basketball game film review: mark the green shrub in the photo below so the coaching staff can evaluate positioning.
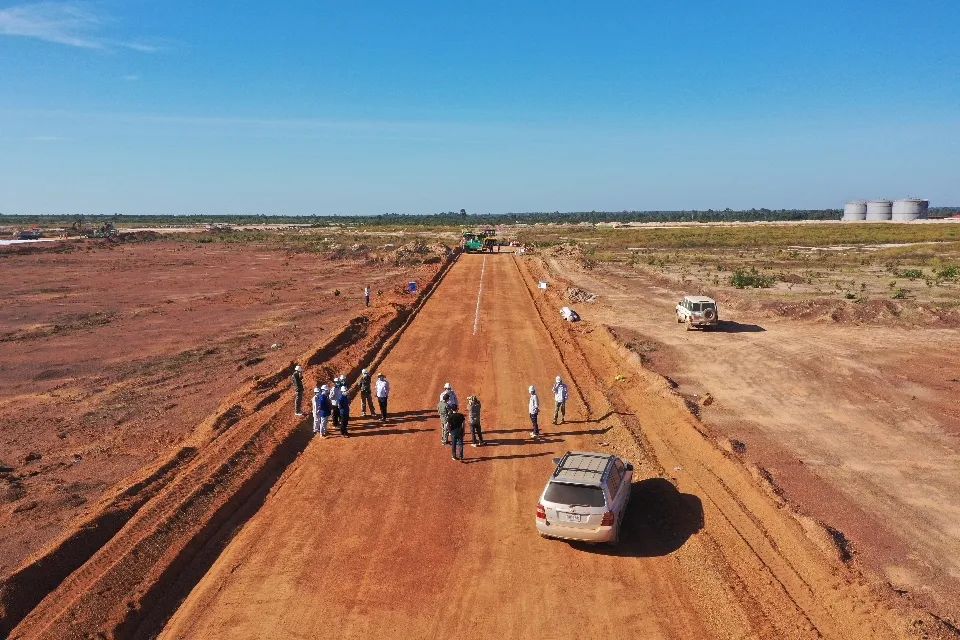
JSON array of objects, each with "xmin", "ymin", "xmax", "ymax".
[
  {"xmin": 730, "ymin": 268, "xmax": 776, "ymax": 289},
  {"xmin": 892, "ymin": 288, "xmax": 908, "ymax": 299},
  {"xmin": 898, "ymin": 268, "xmax": 923, "ymax": 279},
  {"xmin": 936, "ymin": 265, "xmax": 959, "ymax": 280}
]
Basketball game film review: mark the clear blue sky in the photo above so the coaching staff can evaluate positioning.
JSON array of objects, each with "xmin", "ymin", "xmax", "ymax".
[{"xmin": 1, "ymin": 1, "xmax": 958, "ymax": 215}]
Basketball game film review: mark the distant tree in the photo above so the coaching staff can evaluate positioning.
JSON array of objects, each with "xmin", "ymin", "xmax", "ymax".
[{"xmin": 460, "ymin": 208, "xmax": 467, "ymax": 216}]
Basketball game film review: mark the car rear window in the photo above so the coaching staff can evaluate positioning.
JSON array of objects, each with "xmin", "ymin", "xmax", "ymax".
[{"xmin": 544, "ymin": 482, "xmax": 606, "ymax": 507}]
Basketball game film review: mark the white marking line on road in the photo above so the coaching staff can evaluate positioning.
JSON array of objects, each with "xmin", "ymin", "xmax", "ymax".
[{"xmin": 473, "ymin": 255, "xmax": 487, "ymax": 335}]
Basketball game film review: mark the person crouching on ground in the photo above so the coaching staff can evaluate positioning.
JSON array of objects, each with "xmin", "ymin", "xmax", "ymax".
[
  {"xmin": 337, "ymin": 385, "xmax": 350, "ymax": 436},
  {"xmin": 467, "ymin": 395, "xmax": 484, "ymax": 446},
  {"xmin": 314, "ymin": 385, "xmax": 331, "ymax": 437},
  {"xmin": 528, "ymin": 385, "xmax": 540, "ymax": 438},
  {"xmin": 448, "ymin": 408, "xmax": 466, "ymax": 461}
]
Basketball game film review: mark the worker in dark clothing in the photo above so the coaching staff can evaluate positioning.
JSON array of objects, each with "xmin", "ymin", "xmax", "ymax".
[
  {"xmin": 337, "ymin": 386, "xmax": 350, "ymax": 436},
  {"xmin": 292, "ymin": 365, "xmax": 304, "ymax": 416},
  {"xmin": 438, "ymin": 391, "xmax": 451, "ymax": 445},
  {"xmin": 467, "ymin": 395, "xmax": 484, "ymax": 446},
  {"xmin": 448, "ymin": 409, "xmax": 466, "ymax": 461},
  {"xmin": 359, "ymin": 368, "xmax": 375, "ymax": 417}
]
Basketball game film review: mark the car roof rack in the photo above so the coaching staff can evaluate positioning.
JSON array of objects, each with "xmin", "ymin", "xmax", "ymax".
[{"xmin": 552, "ymin": 452, "xmax": 612, "ymax": 485}]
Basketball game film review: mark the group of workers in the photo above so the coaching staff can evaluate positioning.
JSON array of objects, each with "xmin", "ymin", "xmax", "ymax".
[
  {"xmin": 292, "ymin": 365, "xmax": 390, "ymax": 437},
  {"xmin": 293, "ymin": 364, "xmax": 571, "ymax": 460}
]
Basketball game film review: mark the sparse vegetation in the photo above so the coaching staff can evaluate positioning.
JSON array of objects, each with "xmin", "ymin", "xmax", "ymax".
[{"xmin": 730, "ymin": 268, "xmax": 776, "ymax": 289}]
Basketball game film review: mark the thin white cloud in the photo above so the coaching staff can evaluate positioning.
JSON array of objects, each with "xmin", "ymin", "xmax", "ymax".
[
  {"xmin": 28, "ymin": 135, "xmax": 66, "ymax": 141},
  {"xmin": 0, "ymin": 1, "xmax": 157, "ymax": 51},
  {"xmin": 122, "ymin": 73, "xmax": 139, "ymax": 81}
]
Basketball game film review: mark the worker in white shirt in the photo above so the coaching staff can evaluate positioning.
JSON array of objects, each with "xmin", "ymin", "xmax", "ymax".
[
  {"xmin": 552, "ymin": 376, "xmax": 569, "ymax": 425},
  {"xmin": 529, "ymin": 385, "xmax": 540, "ymax": 438},
  {"xmin": 441, "ymin": 382, "xmax": 459, "ymax": 411},
  {"xmin": 376, "ymin": 373, "xmax": 390, "ymax": 422}
]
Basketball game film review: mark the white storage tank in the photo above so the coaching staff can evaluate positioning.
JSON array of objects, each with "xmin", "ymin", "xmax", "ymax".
[
  {"xmin": 892, "ymin": 198, "xmax": 927, "ymax": 221},
  {"xmin": 842, "ymin": 201, "xmax": 867, "ymax": 221},
  {"xmin": 865, "ymin": 199, "xmax": 893, "ymax": 221}
]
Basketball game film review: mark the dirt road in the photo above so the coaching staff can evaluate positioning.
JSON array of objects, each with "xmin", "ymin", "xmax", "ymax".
[{"xmin": 157, "ymin": 254, "xmax": 930, "ymax": 640}]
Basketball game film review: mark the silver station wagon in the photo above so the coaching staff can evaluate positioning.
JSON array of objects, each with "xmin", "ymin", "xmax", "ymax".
[{"xmin": 536, "ymin": 452, "xmax": 634, "ymax": 543}]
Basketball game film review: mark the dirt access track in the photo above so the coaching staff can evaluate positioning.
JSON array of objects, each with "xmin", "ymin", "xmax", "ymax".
[
  {"xmin": 8, "ymin": 252, "xmax": 955, "ymax": 639},
  {"xmin": 541, "ymin": 253, "xmax": 960, "ymax": 627}
]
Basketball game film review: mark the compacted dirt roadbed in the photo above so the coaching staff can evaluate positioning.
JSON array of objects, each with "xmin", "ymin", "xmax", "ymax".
[{"xmin": 148, "ymin": 254, "xmax": 944, "ymax": 640}]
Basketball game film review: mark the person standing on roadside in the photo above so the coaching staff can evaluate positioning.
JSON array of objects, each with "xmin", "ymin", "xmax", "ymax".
[
  {"xmin": 438, "ymin": 391, "xmax": 451, "ymax": 445},
  {"xmin": 376, "ymin": 373, "xmax": 390, "ymax": 422},
  {"xmin": 552, "ymin": 376, "xmax": 568, "ymax": 425},
  {"xmin": 442, "ymin": 382, "xmax": 459, "ymax": 411},
  {"xmin": 329, "ymin": 381, "xmax": 342, "ymax": 428},
  {"xmin": 467, "ymin": 395, "xmax": 484, "ymax": 446},
  {"xmin": 364, "ymin": 285, "xmax": 371, "ymax": 307},
  {"xmin": 528, "ymin": 385, "xmax": 540, "ymax": 438},
  {"xmin": 359, "ymin": 368, "xmax": 375, "ymax": 417},
  {"xmin": 448, "ymin": 408, "xmax": 466, "ymax": 461},
  {"xmin": 292, "ymin": 365, "xmax": 304, "ymax": 416},
  {"xmin": 314, "ymin": 385, "xmax": 331, "ymax": 437},
  {"xmin": 337, "ymin": 385, "xmax": 351, "ymax": 436}
]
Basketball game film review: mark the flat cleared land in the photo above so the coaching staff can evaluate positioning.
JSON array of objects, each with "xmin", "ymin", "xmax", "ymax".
[
  {"xmin": 156, "ymin": 254, "xmax": 934, "ymax": 639},
  {"xmin": 3, "ymin": 238, "xmax": 957, "ymax": 639},
  {"xmin": 0, "ymin": 239, "xmax": 431, "ymax": 584},
  {"xmin": 543, "ymin": 252, "xmax": 960, "ymax": 624}
]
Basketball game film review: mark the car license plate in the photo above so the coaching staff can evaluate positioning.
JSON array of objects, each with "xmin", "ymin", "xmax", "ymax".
[{"xmin": 559, "ymin": 512, "xmax": 581, "ymax": 523}]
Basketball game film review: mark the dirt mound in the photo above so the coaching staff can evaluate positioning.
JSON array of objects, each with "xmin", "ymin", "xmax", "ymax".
[
  {"xmin": 392, "ymin": 241, "xmax": 452, "ymax": 266},
  {"xmin": 566, "ymin": 287, "xmax": 598, "ymax": 304}
]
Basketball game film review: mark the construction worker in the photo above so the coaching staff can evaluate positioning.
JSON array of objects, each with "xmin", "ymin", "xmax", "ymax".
[
  {"xmin": 337, "ymin": 385, "xmax": 350, "ymax": 436},
  {"xmin": 528, "ymin": 385, "xmax": 540, "ymax": 438},
  {"xmin": 329, "ymin": 381, "xmax": 341, "ymax": 428},
  {"xmin": 442, "ymin": 382, "xmax": 459, "ymax": 411},
  {"xmin": 364, "ymin": 285, "xmax": 371, "ymax": 307},
  {"xmin": 552, "ymin": 376, "xmax": 569, "ymax": 425},
  {"xmin": 438, "ymin": 391, "xmax": 451, "ymax": 445},
  {"xmin": 313, "ymin": 385, "xmax": 331, "ymax": 437},
  {"xmin": 467, "ymin": 395, "xmax": 484, "ymax": 446},
  {"xmin": 359, "ymin": 368, "xmax": 375, "ymax": 417},
  {"xmin": 376, "ymin": 373, "xmax": 390, "ymax": 422},
  {"xmin": 292, "ymin": 365, "xmax": 304, "ymax": 416},
  {"xmin": 448, "ymin": 408, "xmax": 466, "ymax": 461}
]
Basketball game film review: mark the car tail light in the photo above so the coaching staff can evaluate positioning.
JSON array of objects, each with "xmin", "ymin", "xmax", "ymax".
[
  {"xmin": 536, "ymin": 503, "xmax": 546, "ymax": 520},
  {"xmin": 601, "ymin": 511, "xmax": 615, "ymax": 526}
]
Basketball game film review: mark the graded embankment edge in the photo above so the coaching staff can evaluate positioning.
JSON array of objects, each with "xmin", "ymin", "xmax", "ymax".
[
  {"xmin": 5, "ymin": 252, "xmax": 458, "ymax": 640},
  {"xmin": 523, "ymin": 255, "xmax": 958, "ymax": 640}
]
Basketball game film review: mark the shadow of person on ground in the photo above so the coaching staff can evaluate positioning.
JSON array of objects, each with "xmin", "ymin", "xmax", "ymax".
[
  {"xmin": 483, "ymin": 436, "xmax": 562, "ymax": 447},
  {"xmin": 715, "ymin": 320, "xmax": 765, "ymax": 333},
  {"xmin": 339, "ymin": 427, "xmax": 433, "ymax": 438},
  {"xmin": 570, "ymin": 478, "xmax": 703, "ymax": 558},
  {"xmin": 462, "ymin": 451, "xmax": 554, "ymax": 464}
]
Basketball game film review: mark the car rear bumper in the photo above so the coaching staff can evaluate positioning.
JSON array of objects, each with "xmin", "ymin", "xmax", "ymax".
[{"xmin": 536, "ymin": 519, "xmax": 615, "ymax": 542}]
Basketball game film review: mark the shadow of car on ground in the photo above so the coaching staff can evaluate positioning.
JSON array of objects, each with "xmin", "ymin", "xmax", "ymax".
[
  {"xmin": 714, "ymin": 320, "xmax": 765, "ymax": 333},
  {"xmin": 569, "ymin": 477, "xmax": 703, "ymax": 557}
]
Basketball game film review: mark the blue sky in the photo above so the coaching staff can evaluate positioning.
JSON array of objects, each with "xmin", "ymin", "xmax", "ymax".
[{"xmin": 1, "ymin": 1, "xmax": 958, "ymax": 215}]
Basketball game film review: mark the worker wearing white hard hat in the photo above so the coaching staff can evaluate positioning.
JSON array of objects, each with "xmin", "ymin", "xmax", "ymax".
[
  {"xmin": 292, "ymin": 364, "xmax": 305, "ymax": 416},
  {"xmin": 441, "ymin": 382, "xmax": 459, "ymax": 411},
  {"xmin": 313, "ymin": 385, "xmax": 331, "ymax": 437},
  {"xmin": 528, "ymin": 385, "xmax": 540, "ymax": 438},
  {"xmin": 359, "ymin": 368, "xmax": 375, "ymax": 417},
  {"xmin": 552, "ymin": 376, "xmax": 569, "ymax": 425}
]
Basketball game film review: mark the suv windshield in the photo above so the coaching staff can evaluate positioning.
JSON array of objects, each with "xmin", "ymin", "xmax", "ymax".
[{"xmin": 544, "ymin": 482, "xmax": 606, "ymax": 507}]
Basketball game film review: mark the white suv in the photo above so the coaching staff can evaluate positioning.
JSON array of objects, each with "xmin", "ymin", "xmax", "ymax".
[
  {"xmin": 536, "ymin": 452, "xmax": 634, "ymax": 543},
  {"xmin": 676, "ymin": 295, "xmax": 719, "ymax": 330}
]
